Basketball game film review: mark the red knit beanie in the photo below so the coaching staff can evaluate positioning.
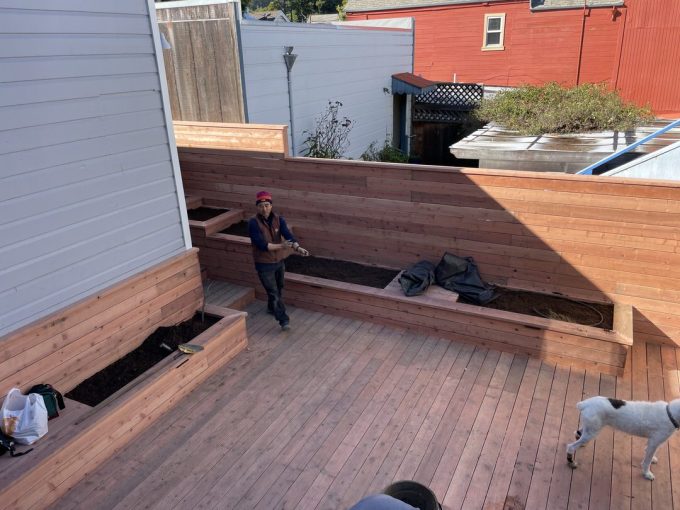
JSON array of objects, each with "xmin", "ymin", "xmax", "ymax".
[{"xmin": 256, "ymin": 190, "xmax": 272, "ymax": 204}]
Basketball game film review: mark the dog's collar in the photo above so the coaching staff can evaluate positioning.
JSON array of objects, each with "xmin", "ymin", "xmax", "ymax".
[{"xmin": 667, "ymin": 404, "xmax": 679, "ymax": 429}]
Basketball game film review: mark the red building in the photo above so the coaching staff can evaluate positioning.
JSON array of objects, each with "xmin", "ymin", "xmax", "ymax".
[{"xmin": 346, "ymin": 0, "xmax": 680, "ymax": 116}]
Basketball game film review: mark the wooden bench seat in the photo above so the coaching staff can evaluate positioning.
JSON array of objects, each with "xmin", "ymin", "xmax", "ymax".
[
  {"xmin": 0, "ymin": 397, "xmax": 90, "ymax": 487},
  {"xmin": 0, "ymin": 310, "xmax": 248, "ymax": 510}
]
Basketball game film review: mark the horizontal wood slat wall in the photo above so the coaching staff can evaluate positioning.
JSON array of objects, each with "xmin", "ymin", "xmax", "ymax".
[
  {"xmin": 0, "ymin": 311, "xmax": 247, "ymax": 510},
  {"xmin": 179, "ymin": 132, "xmax": 680, "ymax": 346},
  {"xmin": 0, "ymin": 249, "xmax": 204, "ymax": 396},
  {"xmin": 284, "ymin": 274, "xmax": 629, "ymax": 376},
  {"xmin": 174, "ymin": 121, "xmax": 289, "ymax": 155}
]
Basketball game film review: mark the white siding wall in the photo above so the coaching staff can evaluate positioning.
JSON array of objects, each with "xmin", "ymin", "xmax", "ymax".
[
  {"xmin": 241, "ymin": 21, "xmax": 413, "ymax": 158},
  {"xmin": 603, "ymin": 140, "xmax": 680, "ymax": 181},
  {"xmin": 0, "ymin": 0, "xmax": 188, "ymax": 337}
]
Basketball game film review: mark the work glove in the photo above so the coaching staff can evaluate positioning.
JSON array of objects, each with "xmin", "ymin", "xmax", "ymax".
[{"xmin": 284, "ymin": 240, "xmax": 309, "ymax": 256}]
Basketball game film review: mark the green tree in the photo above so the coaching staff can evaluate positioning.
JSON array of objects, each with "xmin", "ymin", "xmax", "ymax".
[{"xmin": 267, "ymin": 0, "xmax": 344, "ymax": 21}]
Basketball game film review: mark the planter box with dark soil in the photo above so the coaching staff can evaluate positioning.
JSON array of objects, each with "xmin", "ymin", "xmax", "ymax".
[
  {"xmin": 65, "ymin": 312, "xmax": 221, "ymax": 407},
  {"xmin": 188, "ymin": 207, "xmax": 244, "ymax": 237},
  {"xmin": 283, "ymin": 271, "xmax": 632, "ymax": 377},
  {"xmin": 194, "ymin": 231, "xmax": 632, "ymax": 375},
  {"xmin": 285, "ymin": 255, "xmax": 399, "ymax": 289},
  {"xmin": 219, "ymin": 220, "xmax": 250, "ymax": 237},
  {"xmin": 0, "ymin": 305, "xmax": 247, "ymax": 510}
]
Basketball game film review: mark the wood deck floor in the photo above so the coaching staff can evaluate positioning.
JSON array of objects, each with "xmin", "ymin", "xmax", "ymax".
[{"xmin": 51, "ymin": 285, "xmax": 680, "ymax": 510}]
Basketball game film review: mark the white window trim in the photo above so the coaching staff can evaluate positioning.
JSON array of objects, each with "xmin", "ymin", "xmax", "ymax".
[{"xmin": 482, "ymin": 13, "xmax": 506, "ymax": 51}]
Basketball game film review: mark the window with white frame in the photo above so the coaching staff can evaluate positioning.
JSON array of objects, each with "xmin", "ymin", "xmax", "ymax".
[{"xmin": 483, "ymin": 13, "xmax": 505, "ymax": 50}]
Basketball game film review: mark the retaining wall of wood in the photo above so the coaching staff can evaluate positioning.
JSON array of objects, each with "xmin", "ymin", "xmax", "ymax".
[{"xmin": 178, "ymin": 125, "xmax": 680, "ymax": 347}]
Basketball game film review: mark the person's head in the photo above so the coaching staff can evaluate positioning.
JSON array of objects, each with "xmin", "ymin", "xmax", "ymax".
[{"xmin": 256, "ymin": 190, "xmax": 273, "ymax": 218}]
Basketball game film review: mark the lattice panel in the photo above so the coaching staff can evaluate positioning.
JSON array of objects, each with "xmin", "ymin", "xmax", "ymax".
[
  {"xmin": 415, "ymin": 83, "xmax": 483, "ymax": 107},
  {"xmin": 413, "ymin": 108, "xmax": 472, "ymax": 123},
  {"xmin": 413, "ymin": 82, "xmax": 483, "ymax": 123}
]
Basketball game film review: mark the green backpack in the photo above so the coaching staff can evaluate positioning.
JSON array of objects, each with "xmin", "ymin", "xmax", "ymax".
[{"xmin": 27, "ymin": 384, "xmax": 65, "ymax": 420}]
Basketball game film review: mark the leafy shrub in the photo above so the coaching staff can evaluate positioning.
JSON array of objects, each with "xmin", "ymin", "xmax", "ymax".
[
  {"xmin": 475, "ymin": 83, "xmax": 653, "ymax": 135},
  {"xmin": 361, "ymin": 139, "xmax": 409, "ymax": 163},
  {"xmin": 302, "ymin": 101, "xmax": 352, "ymax": 159}
]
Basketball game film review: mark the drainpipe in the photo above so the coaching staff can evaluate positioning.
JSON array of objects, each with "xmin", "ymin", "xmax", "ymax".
[
  {"xmin": 575, "ymin": 0, "xmax": 588, "ymax": 85},
  {"xmin": 283, "ymin": 46, "xmax": 297, "ymax": 156}
]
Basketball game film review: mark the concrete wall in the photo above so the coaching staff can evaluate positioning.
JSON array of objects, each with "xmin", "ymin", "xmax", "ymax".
[
  {"xmin": 603, "ymin": 140, "xmax": 680, "ymax": 181},
  {"xmin": 0, "ymin": 0, "xmax": 189, "ymax": 337},
  {"xmin": 240, "ymin": 20, "xmax": 413, "ymax": 158}
]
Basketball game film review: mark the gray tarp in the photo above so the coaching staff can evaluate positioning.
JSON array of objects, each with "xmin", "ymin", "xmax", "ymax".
[
  {"xmin": 434, "ymin": 252, "xmax": 496, "ymax": 305},
  {"xmin": 398, "ymin": 260, "xmax": 436, "ymax": 296}
]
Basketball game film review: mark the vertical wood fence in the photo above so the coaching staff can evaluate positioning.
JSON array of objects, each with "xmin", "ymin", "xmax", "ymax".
[{"xmin": 157, "ymin": 2, "xmax": 245, "ymax": 123}]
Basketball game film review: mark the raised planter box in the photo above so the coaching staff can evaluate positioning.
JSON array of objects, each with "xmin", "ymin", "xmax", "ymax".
[
  {"xmin": 185, "ymin": 194, "xmax": 203, "ymax": 210},
  {"xmin": 0, "ymin": 306, "xmax": 247, "ymax": 510},
  {"xmin": 188, "ymin": 208, "xmax": 244, "ymax": 237},
  {"xmin": 283, "ymin": 273, "xmax": 632, "ymax": 376},
  {"xmin": 195, "ymin": 232, "xmax": 632, "ymax": 374}
]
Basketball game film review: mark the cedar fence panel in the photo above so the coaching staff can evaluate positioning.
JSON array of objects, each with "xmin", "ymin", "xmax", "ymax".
[{"xmin": 178, "ymin": 123, "xmax": 680, "ymax": 347}]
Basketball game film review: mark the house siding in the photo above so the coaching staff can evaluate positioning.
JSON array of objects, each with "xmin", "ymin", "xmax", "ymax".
[
  {"xmin": 348, "ymin": 1, "xmax": 680, "ymax": 115},
  {"xmin": 615, "ymin": 0, "xmax": 680, "ymax": 116},
  {"xmin": 0, "ymin": 1, "xmax": 188, "ymax": 337},
  {"xmin": 240, "ymin": 21, "xmax": 413, "ymax": 158},
  {"xmin": 349, "ymin": 1, "xmax": 619, "ymax": 86}
]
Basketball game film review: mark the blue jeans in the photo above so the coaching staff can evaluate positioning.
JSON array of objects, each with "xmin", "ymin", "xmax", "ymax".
[{"xmin": 257, "ymin": 263, "xmax": 289, "ymax": 326}]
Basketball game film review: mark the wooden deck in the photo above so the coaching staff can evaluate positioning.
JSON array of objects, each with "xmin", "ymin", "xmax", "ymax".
[{"xmin": 51, "ymin": 283, "xmax": 680, "ymax": 510}]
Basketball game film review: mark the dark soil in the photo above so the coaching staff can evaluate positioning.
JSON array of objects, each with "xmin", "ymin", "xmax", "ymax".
[
  {"xmin": 285, "ymin": 255, "xmax": 399, "ymax": 289},
  {"xmin": 284, "ymin": 255, "xmax": 612, "ymax": 328},
  {"xmin": 65, "ymin": 313, "xmax": 220, "ymax": 407},
  {"xmin": 188, "ymin": 207, "xmax": 230, "ymax": 222},
  {"xmin": 460, "ymin": 289, "xmax": 614, "ymax": 330},
  {"xmin": 220, "ymin": 220, "xmax": 249, "ymax": 236}
]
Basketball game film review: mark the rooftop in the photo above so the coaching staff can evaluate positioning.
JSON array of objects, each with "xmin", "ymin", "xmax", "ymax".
[{"xmin": 345, "ymin": 0, "xmax": 622, "ymax": 13}]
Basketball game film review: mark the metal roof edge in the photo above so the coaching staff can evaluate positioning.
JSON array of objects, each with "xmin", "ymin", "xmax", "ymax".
[
  {"xmin": 346, "ymin": 0, "xmax": 510, "ymax": 13},
  {"xmin": 530, "ymin": 1, "xmax": 624, "ymax": 11}
]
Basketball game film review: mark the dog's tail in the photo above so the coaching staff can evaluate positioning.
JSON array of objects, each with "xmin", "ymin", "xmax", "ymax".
[
  {"xmin": 576, "ymin": 400, "xmax": 588, "ymax": 411},
  {"xmin": 576, "ymin": 396, "xmax": 604, "ymax": 412}
]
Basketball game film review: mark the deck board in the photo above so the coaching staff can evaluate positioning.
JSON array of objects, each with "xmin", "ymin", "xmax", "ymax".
[{"xmin": 49, "ymin": 282, "xmax": 680, "ymax": 510}]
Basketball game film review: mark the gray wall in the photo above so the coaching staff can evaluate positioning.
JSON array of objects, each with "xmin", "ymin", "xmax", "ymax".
[
  {"xmin": 240, "ymin": 20, "xmax": 413, "ymax": 158},
  {"xmin": 0, "ymin": 0, "xmax": 189, "ymax": 337}
]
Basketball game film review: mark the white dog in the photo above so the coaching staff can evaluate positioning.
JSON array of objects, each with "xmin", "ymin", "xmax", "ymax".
[{"xmin": 566, "ymin": 396, "xmax": 680, "ymax": 480}]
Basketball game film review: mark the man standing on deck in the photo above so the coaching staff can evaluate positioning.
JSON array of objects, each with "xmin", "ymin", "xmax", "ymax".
[{"xmin": 248, "ymin": 190, "xmax": 309, "ymax": 331}]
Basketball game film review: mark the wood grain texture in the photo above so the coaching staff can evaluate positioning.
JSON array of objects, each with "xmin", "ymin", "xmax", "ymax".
[
  {"xmin": 47, "ymin": 292, "xmax": 680, "ymax": 510},
  {"xmin": 178, "ymin": 136, "xmax": 680, "ymax": 348},
  {"xmin": 157, "ymin": 3, "xmax": 244, "ymax": 122},
  {"xmin": 0, "ymin": 249, "xmax": 203, "ymax": 396}
]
